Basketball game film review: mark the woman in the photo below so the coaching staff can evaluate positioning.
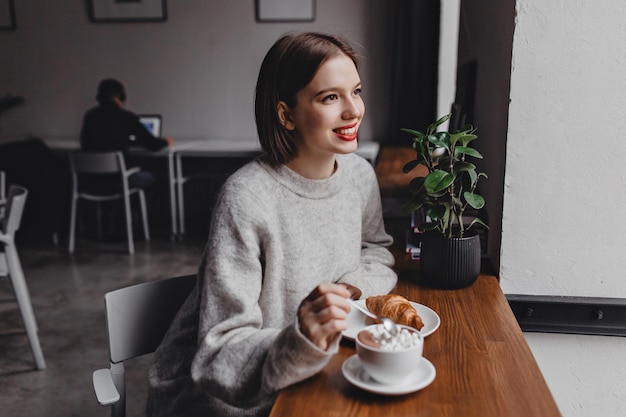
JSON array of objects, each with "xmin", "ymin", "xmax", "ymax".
[{"xmin": 147, "ymin": 31, "xmax": 397, "ymax": 417}]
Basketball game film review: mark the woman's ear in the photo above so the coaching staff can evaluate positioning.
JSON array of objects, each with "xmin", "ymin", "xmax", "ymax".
[{"xmin": 276, "ymin": 101, "xmax": 295, "ymax": 131}]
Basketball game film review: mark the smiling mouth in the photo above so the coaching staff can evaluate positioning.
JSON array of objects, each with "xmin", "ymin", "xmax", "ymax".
[
  {"xmin": 335, "ymin": 126, "xmax": 356, "ymax": 135},
  {"xmin": 334, "ymin": 125, "xmax": 358, "ymax": 141}
]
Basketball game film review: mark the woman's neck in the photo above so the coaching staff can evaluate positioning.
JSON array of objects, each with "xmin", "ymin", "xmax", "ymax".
[{"xmin": 286, "ymin": 154, "xmax": 337, "ymax": 179}]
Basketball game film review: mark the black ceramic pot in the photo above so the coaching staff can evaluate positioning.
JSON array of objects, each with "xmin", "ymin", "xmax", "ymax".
[{"xmin": 419, "ymin": 231, "xmax": 481, "ymax": 289}]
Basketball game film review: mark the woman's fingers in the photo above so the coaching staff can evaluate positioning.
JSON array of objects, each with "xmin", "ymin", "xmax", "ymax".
[
  {"xmin": 298, "ymin": 283, "xmax": 352, "ymax": 350},
  {"xmin": 304, "ymin": 282, "xmax": 351, "ymax": 302}
]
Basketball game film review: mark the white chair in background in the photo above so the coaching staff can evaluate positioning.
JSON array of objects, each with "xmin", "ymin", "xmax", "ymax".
[
  {"xmin": 92, "ymin": 274, "xmax": 196, "ymax": 417},
  {"xmin": 68, "ymin": 151, "xmax": 150, "ymax": 255},
  {"xmin": 0, "ymin": 184, "xmax": 46, "ymax": 370}
]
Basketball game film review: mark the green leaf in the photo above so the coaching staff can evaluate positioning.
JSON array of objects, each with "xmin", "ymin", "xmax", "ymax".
[
  {"xmin": 454, "ymin": 146, "xmax": 483, "ymax": 159},
  {"xmin": 401, "ymin": 201, "xmax": 424, "ymax": 216},
  {"xmin": 449, "ymin": 131, "xmax": 464, "ymax": 147},
  {"xmin": 453, "ymin": 161, "xmax": 476, "ymax": 174},
  {"xmin": 428, "ymin": 132, "xmax": 450, "ymax": 149},
  {"xmin": 435, "ymin": 155, "xmax": 451, "ymax": 167},
  {"xmin": 442, "ymin": 204, "xmax": 451, "ymax": 226},
  {"xmin": 427, "ymin": 115, "xmax": 451, "ymax": 135},
  {"xmin": 426, "ymin": 205, "xmax": 446, "ymax": 221},
  {"xmin": 400, "ymin": 128, "xmax": 425, "ymax": 140},
  {"xmin": 420, "ymin": 222, "xmax": 439, "ymax": 232},
  {"xmin": 430, "ymin": 189, "xmax": 450, "ymax": 198},
  {"xmin": 400, "ymin": 114, "xmax": 487, "ymax": 236},
  {"xmin": 418, "ymin": 142, "xmax": 431, "ymax": 160},
  {"xmin": 468, "ymin": 169, "xmax": 477, "ymax": 185},
  {"xmin": 467, "ymin": 217, "xmax": 489, "ymax": 230},
  {"xmin": 424, "ymin": 170, "xmax": 454, "ymax": 193},
  {"xmin": 459, "ymin": 133, "xmax": 478, "ymax": 146},
  {"xmin": 464, "ymin": 192, "xmax": 485, "ymax": 209},
  {"xmin": 432, "ymin": 113, "xmax": 451, "ymax": 129},
  {"xmin": 402, "ymin": 159, "xmax": 420, "ymax": 173},
  {"xmin": 408, "ymin": 176, "xmax": 425, "ymax": 193}
]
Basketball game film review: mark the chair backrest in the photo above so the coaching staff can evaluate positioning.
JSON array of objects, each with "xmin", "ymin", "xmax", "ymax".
[
  {"xmin": 104, "ymin": 274, "xmax": 196, "ymax": 364},
  {"xmin": 2, "ymin": 185, "xmax": 28, "ymax": 236},
  {"xmin": 0, "ymin": 171, "xmax": 5, "ymax": 222},
  {"xmin": 70, "ymin": 151, "xmax": 127, "ymax": 175},
  {"xmin": 0, "ymin": 170, "xmax": 6, "ymax": 203}
]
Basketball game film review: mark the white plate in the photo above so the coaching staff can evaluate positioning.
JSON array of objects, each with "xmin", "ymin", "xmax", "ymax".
[
  {"xmin": 341, "ymin": 354, "xmax": 436, "ymax": 395},
  {"xmin": 342, "ymin": 299, "xmax": 440, "ymax": 340}
]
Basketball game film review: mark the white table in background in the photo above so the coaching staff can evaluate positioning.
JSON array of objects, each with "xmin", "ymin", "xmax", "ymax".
[{"xmin": 45, "ymin": 137, "xmax": 380, "ymax": 239}]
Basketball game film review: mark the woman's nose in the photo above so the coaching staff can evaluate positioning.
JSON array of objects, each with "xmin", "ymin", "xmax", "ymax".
[{"xmin": 343, "ymin": 97, "xmax": 363, "ymax": 119}]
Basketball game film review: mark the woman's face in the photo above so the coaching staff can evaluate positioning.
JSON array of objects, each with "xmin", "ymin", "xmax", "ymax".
[{"xmin": 282, "ymin": 53, "xmax": 365, "ymax": 160}]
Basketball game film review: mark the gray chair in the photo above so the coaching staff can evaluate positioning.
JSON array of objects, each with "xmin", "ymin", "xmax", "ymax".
[
  {"xmin": 0, "ymin": 185, "xmax": 46, "ymax": 370},
  {"xmin": 92, "ymin": 274, "xmax": 196, "ymax": 417},
  {"xmin": 68, "ymin": 151, "xmax": 150, "ymax": 255}
]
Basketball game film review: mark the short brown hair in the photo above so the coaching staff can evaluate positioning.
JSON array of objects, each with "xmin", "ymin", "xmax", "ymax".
[
  {"xmin": 254, "ymin": 32, "xmax": 360, "ymax": 167},
  {"xmin": 96, "ymin": 78, "xmax": 126, "ymax": 104}
]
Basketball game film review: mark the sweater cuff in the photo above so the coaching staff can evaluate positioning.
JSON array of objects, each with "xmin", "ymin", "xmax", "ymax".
[{"xmin": 293, "ymin": 317, "xmax": 341, "ymax": 356}]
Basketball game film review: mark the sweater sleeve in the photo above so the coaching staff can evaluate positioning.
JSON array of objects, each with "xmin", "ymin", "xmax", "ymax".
[
  {"xmin": 336, "ymin": 157, "xmax": 398, "ymax": 297},
  {"xmin": 189, "ymin": 179, "xmax": 337, "ymax": 407}
]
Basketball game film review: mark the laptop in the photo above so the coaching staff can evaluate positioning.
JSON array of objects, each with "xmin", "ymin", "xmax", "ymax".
[{"xmin": 138, "ymin": 114, "xmax": 162, "ymax": 138}]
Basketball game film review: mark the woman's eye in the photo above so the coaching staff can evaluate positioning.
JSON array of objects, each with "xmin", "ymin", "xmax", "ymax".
[
  {"xmin": 323, "ymin": 94, "xmax": 338, "ymax": 102},
  {"xmin": 353, "ymin": 88, "xmax": 363, "ymax": 96}
]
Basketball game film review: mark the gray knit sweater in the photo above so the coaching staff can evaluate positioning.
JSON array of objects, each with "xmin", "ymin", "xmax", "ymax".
[{"xmin": 147, "ymin": 153, "xmax": 397, "ymax": 417}]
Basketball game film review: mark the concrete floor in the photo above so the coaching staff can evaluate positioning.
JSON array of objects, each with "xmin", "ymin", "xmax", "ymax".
[{"xmin": 0, "ymin": 235, "xmax": 207, "ymax": 417}]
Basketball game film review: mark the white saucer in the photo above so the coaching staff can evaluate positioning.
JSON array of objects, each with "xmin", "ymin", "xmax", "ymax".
[
  {"xmin": 341, "ymin": 354, "xmax": 436, "ymax": 395},
  {"xmin": 342, "ymin": 299, "xmax": 440, "ymax": 340}
]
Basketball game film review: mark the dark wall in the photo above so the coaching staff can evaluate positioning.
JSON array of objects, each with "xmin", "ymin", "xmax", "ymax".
[
  {"xmin": 384, "ymin": 0, "xmax": 441, "ymax": 145},
  {"xmin": 457, "ymin": 0, "xmax": 515, "ymax": 274}
]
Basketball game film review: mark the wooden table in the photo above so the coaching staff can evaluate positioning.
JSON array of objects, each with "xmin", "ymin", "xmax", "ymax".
[
  {"xmin": 270, "ymin": 262, "xmax": 561, "ymax": 416},
  {"xmin": 270, "ymin": 146, "xmax": 560, "ymax": 416}
]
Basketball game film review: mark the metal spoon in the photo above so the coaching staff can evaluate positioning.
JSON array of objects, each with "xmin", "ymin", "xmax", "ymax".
[{"xmin": 346, "ymin": 298, "xmax": 399, "ymax": 337}]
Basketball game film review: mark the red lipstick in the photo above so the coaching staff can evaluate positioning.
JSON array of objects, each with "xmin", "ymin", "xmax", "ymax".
[{"xmin": 334, "ymin": 123, "xmax": 359, "ymax": 141}]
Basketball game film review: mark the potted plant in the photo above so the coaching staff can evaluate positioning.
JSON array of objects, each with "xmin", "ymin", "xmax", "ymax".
[{"xmin": 401, "ymin": 113, "xmax": 488, "ymax": 289}]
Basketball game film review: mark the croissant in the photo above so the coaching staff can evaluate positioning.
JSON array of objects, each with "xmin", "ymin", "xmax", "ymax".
[{"xmin": 365, "ymin": 294, "xmax": 424, "ymax": 331}]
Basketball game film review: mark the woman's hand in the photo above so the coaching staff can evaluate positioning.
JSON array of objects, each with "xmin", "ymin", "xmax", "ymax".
[{"xmin": 298, "ymin": 283, "xmax": 351, "ymax": 351}]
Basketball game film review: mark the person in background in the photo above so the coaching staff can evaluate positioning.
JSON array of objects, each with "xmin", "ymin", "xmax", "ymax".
[
  {"xmin": 79, "ymin": 78, "xmax": 173, "ymax": 188},
  {"xmin": 147, "ymin": 32, "xmax": 397, "ymax": 417}
]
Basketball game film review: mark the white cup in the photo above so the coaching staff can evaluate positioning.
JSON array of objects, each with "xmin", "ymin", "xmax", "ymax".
[{"xmin": 356, "ymin": 324, "xmax": 424, "ymax": 385}]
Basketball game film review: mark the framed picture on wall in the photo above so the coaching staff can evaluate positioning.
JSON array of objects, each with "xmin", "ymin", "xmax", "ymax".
[
  {"xmin": 88, "ymin": 0, "xmax": 167, "ymax": 23},
  {"xmin": 0, "ymin": 0, "xmax": 16, "ymax": 31},
  {"xmin": 256, "ymin": 0, "xmax": 315, "ymax": 22}
]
